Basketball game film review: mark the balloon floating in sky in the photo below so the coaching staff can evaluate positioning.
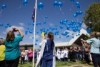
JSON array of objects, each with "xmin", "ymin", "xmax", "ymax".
[
  {"xmin": 73, "ymin": 13, "xmax": 77, "ymax": 17},
  {"xmin": 0, "ymin": 24, "xmax": 3, "ymax": 26},
  {"xmin": 76, "ymin": 10, "xmax": 83, "ymax": 15},
  {"xmin": 23, "ymin": 0, "xmax": 28, "ymax": 6},
  {"xmin": 75, "ymin": 1, "xmax": 80, "ymax": 8},
  {"xmin": 58, "ymin": 1, "xmax": 63, "ymax": 7},
  {"xmin": 45, "ymin": 16, "xmax": 48, "ymax": 19},
  {"xmin": 38, "ymin": 2, "xmax": 44, "ymax": 9},
  {"xmin": 53, "ymin": 1, "xmax": 63, "ymax": 8},
  {"xmin": 54, "ymin": 0, "xmax": 58, "ymax": 7},
  {"xmin": 1, "ymin": 4, "xmax": 7, "ymax": 9}
]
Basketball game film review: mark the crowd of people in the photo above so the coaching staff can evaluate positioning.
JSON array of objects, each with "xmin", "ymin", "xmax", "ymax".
[
  {"xmin": 56, "ymin": 32, "xmax": 100, "ymax": 67},
  {"xmin": 20, "ymin": 48, "xmax": 33, "ymax": 64},
  {"xmin": 56, "ymin": 46, "xmax": 91, "ymax": 63},
  {"xmin": 35, "ymin": 31, "xmax": 100, "ymax": 67},
  {"xmin": 0, "ymin": 26, "xmax": 100, "ymax": 67}
]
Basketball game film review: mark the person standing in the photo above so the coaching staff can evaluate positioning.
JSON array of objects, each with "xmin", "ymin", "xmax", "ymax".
[
  {"xmin": 40, "ymin": 32, "xmax": 55, "ymax": 67},
  {"xmin": 27, "ymin": 48, "xmax": 33, "ymax": 63},
  {"xmin": 0, "ymin": 38, "xmax": 6, "ymax": 67},
  {"xmin": 82, "ymin": 32, "xmax": 100, "ymax": 67},
  {"xmin": 64, "ymin": 48, "xmax": 69, "ymax": 61},
  {"xmin": 35, "ymin": 32, "xmax": 47, "ymax": 67},
  {"xmin": 5, "ymin": 28, "xmax": 24, "ymax": 67},
  {"xmin": 21, "ymin": 49, "xmax": 26, "ymax": 64}
]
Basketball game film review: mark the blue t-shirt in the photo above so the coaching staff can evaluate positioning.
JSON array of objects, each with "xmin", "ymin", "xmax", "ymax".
[
  {"xmin": 87, "ymin": 38, "xmax": 100, "ymax": 54},
  {"xmin": 5, "ymin": 34, "xmax": 23, "ymax": 60}
]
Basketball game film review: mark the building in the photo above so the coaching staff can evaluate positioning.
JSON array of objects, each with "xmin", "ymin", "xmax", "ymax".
[{"xmin": 55, "ymin": 28, "xmax": 89, "ymax": 47}]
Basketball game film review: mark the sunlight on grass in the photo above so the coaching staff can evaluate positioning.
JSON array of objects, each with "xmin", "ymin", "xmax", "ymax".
[
  {"xmin": 18, "ymin": 62, "xmax": 32, "ymax": 67},
  {"xmin": 18, "ymin": 61, "xmax": 93, "ymax": 67}
]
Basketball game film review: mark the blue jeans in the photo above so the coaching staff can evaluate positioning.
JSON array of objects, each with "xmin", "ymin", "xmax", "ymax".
[{"xmin": 40, "ymin": 59, "xmax": 53, "ymax": 67}]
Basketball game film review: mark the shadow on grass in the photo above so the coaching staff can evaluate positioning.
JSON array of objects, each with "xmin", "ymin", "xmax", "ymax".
[{"xmin": 56, "ymin": 61, "xmax": 93, "ymax": 67}]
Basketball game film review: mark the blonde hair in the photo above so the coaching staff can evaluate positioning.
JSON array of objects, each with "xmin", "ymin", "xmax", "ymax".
[{"xmin": 41, "ymin": 32, "xmax": 46, "ymax": 37}]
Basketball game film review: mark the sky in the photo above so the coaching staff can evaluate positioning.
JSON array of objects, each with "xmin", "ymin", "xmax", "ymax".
[
  {"xmin": 0, "ymin": 0, "xmax": 34, "ymax": 44},
  {"xmin": 0, "ymin": 0, "xmax": 100, "ymax": 45},
  {"xmin": 35, "ymin": 0, "xmax": 100, "ymax": 44}
]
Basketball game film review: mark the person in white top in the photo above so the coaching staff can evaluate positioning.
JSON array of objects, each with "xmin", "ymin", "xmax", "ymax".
[
  {"xmin": 35, "ymin": 32, "xmax": 47, "ymax": 67},
  {"xmin": 64, "ymin": 48, "xmax": 69, "ymax": 61},
  {"xmin": 21, "ymin": 49, "xmax": 26, "ymax": 64},
  {"xmin": 56, "ymin": 49, "xmax": 61, "ymax": 60},
  {"xmin": 60, "ymin": 49, "xmax": 65, "ymax": 61}
]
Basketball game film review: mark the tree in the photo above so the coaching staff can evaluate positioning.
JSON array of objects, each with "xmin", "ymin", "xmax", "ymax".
[{"xmin": 84, "ymin": 3, "xmax": 100, "ymax": 32}]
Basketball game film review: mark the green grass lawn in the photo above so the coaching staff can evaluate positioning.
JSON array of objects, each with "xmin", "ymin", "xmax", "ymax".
[
  {"xmin": 18, "ymin": 61, "xmax": 93, "ymax": 67},
  {"xmin": 18, "ymin": 62, "xmax": 32, "ymax": 67},
  {"xmin": 56, "ymin": 61, "xmax": 93, "ymax": 67}
]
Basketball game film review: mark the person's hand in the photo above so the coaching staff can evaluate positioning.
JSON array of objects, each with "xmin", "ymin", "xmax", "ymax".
[{"xmin": 13, "ymin": 28, "xmax": 19, "ymax": 32}]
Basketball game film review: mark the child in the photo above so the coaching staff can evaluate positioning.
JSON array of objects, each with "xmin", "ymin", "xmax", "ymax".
[
  {"xmin": 0, "ymin": 38, "xmax": 6, "ymax": 67},
  {"xmin": 21, "ymin": 49, "xmax": 26, "ymax": 64},
  {"xmin": 28, "ymin": 48, "xmax": 33, "ymax": 63}
]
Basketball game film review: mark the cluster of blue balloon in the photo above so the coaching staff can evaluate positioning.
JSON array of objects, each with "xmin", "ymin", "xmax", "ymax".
[
  {"xmin": 59, "ymin": 19, "xmax": 82, "ymax": 32},
  {"xmin": 0, "ymin": 0, "xmax": 28, "ymax": 9},
  {"xmin": 36, "ymin": 0, "xmax": 83, "ymax": 40},
  {"xmin": 0, "ymin": 23, "xmax": 11, "ymax": 28},
  {"xmin": 54, "ymin": 1, "xmax": 63, "ymax": 7},
  {"xmin": 37, "ymin": 1, "xmax": 63, "ymax": 9},
  {"xmin": 75, "ymin": 1, "xmax": 80, "ymax": 8},
  {"xmin": 71, "ymin": 1, "xmax": 82, "ymax": 17},
  {"xmin": 73, "ymin": 10, "xmax": 83, "ymax": 17},
  {"xmin": 25, "ymin": 30, "xmax": 33, "ymax": 35}
]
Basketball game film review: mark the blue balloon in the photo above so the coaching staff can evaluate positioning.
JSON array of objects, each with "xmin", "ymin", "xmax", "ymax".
[
  {"xmin": 60, "ymin": 26, "xmax": 63, "ymax": 29},
  {"xmin": 76, "ymin": 2, "xmax": 80, "ymax": 5},
  {"xmin": 66, "ymin": 35, "xmax": 69, "ymax": 37},
  {"xmin": 76, "ymin": 5, "xmax": 80, "ymax": 8},
  {"xmin": 45, "ymin": 16, "xmax": 48, "ymax": 18},
  {"xmin": 38, "ymin": 2, "xmax": 44, "ymax": 9},
  {"xmin": 25, "ymin": 31, "xmax": 28, "ymax": 35},
  {"xmin": 54, "ymin": 31, "xmax": 59, "ymax": 35},
  {"xmin": 73, "ymin": 13, "xmax": 77, "ymax": 17},
  {"xmin": 58, "ymin": 1, "xmax": 63, "ymax": 7},
  {"xmin": 23, "ymin": 0, "xmax": 28, "ymax": 6},
  {"xmin": 0, "ymin": 24, "xmax": 3, "ymax": 26},
  {"xmin": 75, "ymin": 2, "xmax": 80, "ymax": 8},
  {"xmin": 76, "ymin": 10, "xmax": 83, "ymax": 14},
  {"xmin": 43, "ymin": 22, "xmax": 46, "ymax": 24},
  {"xmin": 54, "ymin": 1, "xmax": 58, "ymax": 7},
  {"xmin": 1, "ymin": 4, "xmax": 7, "ymax": 9},
  {"xmin": 60, "ymin": 20, "xmax": 63, "ymax": 24}
]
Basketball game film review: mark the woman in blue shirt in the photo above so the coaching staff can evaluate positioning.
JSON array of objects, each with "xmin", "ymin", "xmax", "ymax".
[
  {"xmin": 82, "ymin": 32, "xmax": 100, "ymax": 67},
  {"xmin": 5, "ymin": 28, "xmax": 24, "ymax": 67}
]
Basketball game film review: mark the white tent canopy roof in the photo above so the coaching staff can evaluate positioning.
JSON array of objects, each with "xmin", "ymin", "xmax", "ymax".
[{"xmin": 55, "ymin": 28, "xmax": 89, "ymax": 47}]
